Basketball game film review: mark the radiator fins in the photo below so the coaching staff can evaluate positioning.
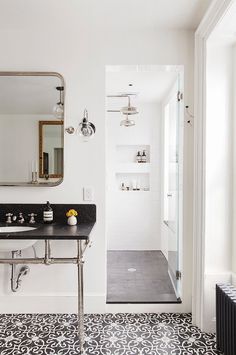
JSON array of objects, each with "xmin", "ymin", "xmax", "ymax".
[{"xmin": 216, "ymin": 283, "xmax": 236, "ymax": 355}]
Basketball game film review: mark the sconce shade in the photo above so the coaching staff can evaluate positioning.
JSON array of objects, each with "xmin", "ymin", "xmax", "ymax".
[{"xmin": 77, "ymin": 109, "xmax": 96, "ymax": 139}]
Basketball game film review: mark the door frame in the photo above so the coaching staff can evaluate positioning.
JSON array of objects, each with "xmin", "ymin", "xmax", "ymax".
[{"xmin": 192, "ymin": 0, "xmax": 234, "ymax": 329}]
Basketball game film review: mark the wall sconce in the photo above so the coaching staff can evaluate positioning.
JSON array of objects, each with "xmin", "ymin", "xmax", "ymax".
[
  {"xmin": 78, "ymin": 109, "xmax": 96, "ymax": 138},
  {"xmin": 65, "ymin": 109, "xmax": 96, "ymax": 140}
]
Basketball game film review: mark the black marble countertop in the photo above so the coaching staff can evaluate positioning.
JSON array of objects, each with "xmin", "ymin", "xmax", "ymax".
[
  {"xmin": 0, "ymin": 204, "xmax": 96, "ymax": 240},
  {"xmin": 0, "ymin": 222, "xmax": 96, "ymax": 240}
]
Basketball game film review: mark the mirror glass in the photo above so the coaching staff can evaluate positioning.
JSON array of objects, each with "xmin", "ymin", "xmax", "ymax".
[
  {"xmin": 39, "ymin": 121, "xmax": 63, "ymax": 179},
  {"xmin": 0, "ymin": 72, "xmax": 64, "ymax": 186}
]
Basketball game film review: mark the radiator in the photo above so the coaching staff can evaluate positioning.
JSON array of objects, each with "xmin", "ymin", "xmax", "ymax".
[{"xmin": 216, "ymin": 284, "xmax": 236, "ymax": 355}]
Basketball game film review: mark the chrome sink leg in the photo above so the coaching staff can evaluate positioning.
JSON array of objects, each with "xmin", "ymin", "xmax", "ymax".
[{"xmin": 77, "ymin": 240, "xmax": 84, "ymax": 354}]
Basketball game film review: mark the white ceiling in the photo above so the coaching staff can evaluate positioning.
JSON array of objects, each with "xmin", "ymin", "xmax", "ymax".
[
  {"xmin": 106, "ymin": 65, "xmax": 181, "ymax": 104},
  {"xmin": 0, "ymin": 0, "xmax": 212, "ymax": 31}
]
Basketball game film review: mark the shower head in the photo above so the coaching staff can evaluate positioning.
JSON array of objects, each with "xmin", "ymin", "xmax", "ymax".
[
  {"xmin": 120, "ymin": 95, "xmax": 138, "ymax": 115},
  {"xmin": 120, "ymin": 114, "xmax": 135, "ymax": 127},
  {"xmin": 107, "ymin": 94, "xmax": 138, "ymax": 126},
  {"xmin": 120, "ymin": 106, "xmax": 138, "ymax": 115}
]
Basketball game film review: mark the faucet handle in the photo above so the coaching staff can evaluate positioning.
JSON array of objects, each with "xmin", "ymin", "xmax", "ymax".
[
  {"xmin": 5, "ymin": 213, "xmax": 13, "ymax": 224},
  {"xmin": 17, "ymin": 212, "xmax": 25, "ymax": 224},
  {"xmin": 28, "ymin": 213, "xmax": 37, "ymax": 224}
]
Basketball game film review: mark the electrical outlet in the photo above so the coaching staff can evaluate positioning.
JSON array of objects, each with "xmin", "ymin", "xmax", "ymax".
[{"xmin": 83, "ymin": 186, "xmax": 94, "ymax": 201}]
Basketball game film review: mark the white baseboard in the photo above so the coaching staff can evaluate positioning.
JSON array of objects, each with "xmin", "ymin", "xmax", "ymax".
[
  {"xmin": 0, "ymin": 293, "xmax": 106, "ymax": 314},
  {"xmin": 106, "ymin": 303, "xmax": 188, "ymax": 314},
  {"xmin": 0, "ymin": 295, "xmax": 188, "ymax": 314},
  {"xmin": 203, "ymin": 271, "xmax": 232, "ymax": 333},
  {"xmin": 231, "ymin": 272, "xmax": 236, "ymax": 286}
]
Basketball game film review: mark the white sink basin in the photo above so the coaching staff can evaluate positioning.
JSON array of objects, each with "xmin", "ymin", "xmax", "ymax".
[
  {"xmin": 0, "ymin": 226, "xmax": 36, "ymax": 233},
  {"xmin": 0, "ymin": 226, "xmax": 37, "ymax": 252}
]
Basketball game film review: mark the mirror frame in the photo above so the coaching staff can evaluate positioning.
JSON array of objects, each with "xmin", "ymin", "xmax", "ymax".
[
  {"xmin": 39, "ymin": 120, "xmax": 64, "ymax": 179},
  {"xmin": 0, "ymin": 71, "xmax": 65, "ymax": 187}
]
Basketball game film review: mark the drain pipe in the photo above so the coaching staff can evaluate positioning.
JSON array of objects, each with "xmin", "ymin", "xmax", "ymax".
[{"xmin": 11, "ymin": 251, "xmax": 30, "ymax": 292}]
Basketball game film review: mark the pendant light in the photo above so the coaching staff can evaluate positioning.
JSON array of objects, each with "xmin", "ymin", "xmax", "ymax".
[{"xmin": 53, "ymin": 86, "xmax": 64, "ymax": 119}]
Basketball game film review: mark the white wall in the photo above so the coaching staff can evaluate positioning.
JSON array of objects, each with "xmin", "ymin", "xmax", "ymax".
[
  {"xmin": 203, "ymin": 42, "xmax": 233, "ymax": 331},
  {"xmin": 107, "ymin": 99, "xmax": 161, "ymax": 250},
  {"xmin": 0, "ymin": 2, "xmax": 194, "ymax": 313}
]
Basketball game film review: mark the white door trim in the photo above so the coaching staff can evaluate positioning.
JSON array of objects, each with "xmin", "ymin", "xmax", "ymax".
[{"xmin": 192, "ymin": 0, "xmax": 235, "ymax": 329}]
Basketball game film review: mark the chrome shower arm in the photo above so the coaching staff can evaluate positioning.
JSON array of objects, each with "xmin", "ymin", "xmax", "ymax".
[
  {"xmin": 127, "ymin": 95, "xmax": 130, "ymax": 108},
  {"xmin": 106, "ymin": 94, "xmax": 129, "ymax": 98}
]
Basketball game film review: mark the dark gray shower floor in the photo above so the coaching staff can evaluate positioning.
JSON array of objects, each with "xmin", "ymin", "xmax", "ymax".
[{"xmin": 107, "ymin": 250, "xmax": 178, "ymax": 303}]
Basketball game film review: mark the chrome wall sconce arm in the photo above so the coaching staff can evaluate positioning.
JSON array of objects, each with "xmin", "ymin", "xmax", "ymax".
[{"xmin": 65, "ymin": 126, "xmax": 75, "ymax": 134}]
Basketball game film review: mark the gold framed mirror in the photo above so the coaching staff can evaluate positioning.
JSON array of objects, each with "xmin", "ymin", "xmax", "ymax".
[{"xmin": 39, "ymin": 120, "xmax": 63, "ymax": 179}]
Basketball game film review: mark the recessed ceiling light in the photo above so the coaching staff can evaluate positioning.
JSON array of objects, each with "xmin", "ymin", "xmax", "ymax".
[{"xmin": 128, "ymin": 268, "xmax": 136, "ymax": 272}]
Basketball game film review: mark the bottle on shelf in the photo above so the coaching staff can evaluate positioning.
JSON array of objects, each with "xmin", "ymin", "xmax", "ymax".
[
  {"xmin": 136, "ymin": 151, "xmax": 142, "ymax": 163},
  {"xmin": 121, "ymin": 182, "xmax": 126, "ymax": 191},
  {"xmin": 136, "ymin": 181, "xmax": 141, "ymax": 191},
  {"xmin": 141, "ymin": 150, "xmax": 147, "ymax": 163},
  {"xmin": 132, "ymin": 180, "xmax": 137, "ymax": 191},
  {"xmin": 43, "ymin": 201, "xmax": 53, "ymax": 224}
]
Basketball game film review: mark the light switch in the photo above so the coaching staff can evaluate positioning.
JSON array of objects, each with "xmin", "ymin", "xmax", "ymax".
[{"xmin": 83, "ymin": 186, "xmax": 94, "ymax": 201}]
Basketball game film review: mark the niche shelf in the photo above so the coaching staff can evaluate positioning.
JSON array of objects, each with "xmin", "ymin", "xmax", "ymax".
[
  {"xmin": 116, "ymin": 144, "xmax": 150, "ymax": 164},
  {"xmin": 116, "ymin": 173, "xmax": 150, "ymax": 192}
]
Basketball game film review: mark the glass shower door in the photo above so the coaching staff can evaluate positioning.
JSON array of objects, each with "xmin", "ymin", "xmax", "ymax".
[{"xmin": 164, "ymin": 78, "xmax": 182, "ymax": 298}]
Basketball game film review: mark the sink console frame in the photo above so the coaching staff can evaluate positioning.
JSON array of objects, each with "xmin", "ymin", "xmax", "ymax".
[
  {"xmin": 0, "ymin": 203, "xmax": 96, "ymax": 354},
  {"xmin": 0, "ymin": 239, "xmax": 89, "ymax": 353}
]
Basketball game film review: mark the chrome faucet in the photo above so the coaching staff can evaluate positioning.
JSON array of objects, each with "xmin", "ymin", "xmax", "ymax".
[
  {"xmin": 5, "ymin": 213, "xmax": 13, "ymax": 224},
  {"xmin": 28, "ymin": 213, "xmax": 37, "ymax": 224},
  {"xmin": 17, "ymin": 213, "xmax": 25, "ymax": 224}
]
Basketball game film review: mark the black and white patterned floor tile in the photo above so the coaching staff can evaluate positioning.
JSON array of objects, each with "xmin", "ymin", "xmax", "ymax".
[{"xmin": 0, "ymin": 313, "xmax": 222, "ymax": 355}]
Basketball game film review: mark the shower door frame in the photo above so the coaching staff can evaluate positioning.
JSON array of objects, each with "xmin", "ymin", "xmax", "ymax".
[{"xmin": 162, "ymin": 71, "xmax": 184, "ymax": 300}]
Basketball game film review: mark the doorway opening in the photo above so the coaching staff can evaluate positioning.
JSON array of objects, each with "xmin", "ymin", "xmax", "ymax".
[{"xmin": 106, "ymin": 65, "xmax": 184, "ymax": 303}]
